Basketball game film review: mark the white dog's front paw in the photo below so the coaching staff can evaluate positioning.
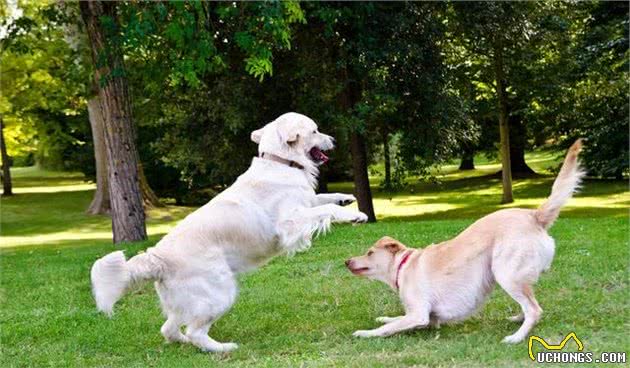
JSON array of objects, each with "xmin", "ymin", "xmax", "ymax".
[
  {"xmin": 352, "ymin": 212, "xmax": 369, "ymax": 223},
  {"xmin": 336, "ymin": 194, "xmax": 356, "ymax": 206},
  {"xmin": 353, "ymin": 329, "xmax": 377, "ymax": 338}
]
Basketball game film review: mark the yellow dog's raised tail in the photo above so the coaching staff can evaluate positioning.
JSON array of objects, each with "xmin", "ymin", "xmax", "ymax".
[{"xmin": 535, "ymin": 139, "xmax": 585, "ymax": 229}]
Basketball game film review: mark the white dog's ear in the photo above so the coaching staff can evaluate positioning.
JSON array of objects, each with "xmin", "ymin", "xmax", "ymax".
[
  {"xmin": 280, "ymin": 126, "xmax": 300, "ymax": 146},
  {"xmin": 251, "ymin": 128, "xmax": 263, "ymax": 144}
]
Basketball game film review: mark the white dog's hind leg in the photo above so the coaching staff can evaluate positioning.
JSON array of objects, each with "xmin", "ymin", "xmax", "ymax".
[
  {"xmin": 161, "ymin": 316, "xmax": 188, "ymax": 343},
  {"xmin": 186, "ymin": 322, "xmax": 238, "ymax": 353},
  {"xmin": 156, "ymin": 281, "xmax": 188, "ymax": 343},
  {"xmin": 157, "ymin": 262, "xmax": 238, "ymax": 353}
]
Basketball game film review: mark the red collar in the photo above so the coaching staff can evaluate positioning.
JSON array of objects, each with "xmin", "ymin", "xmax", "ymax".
[{"xmin": 395, "ymin": 250, "xmax": 413, "ymax": 289}]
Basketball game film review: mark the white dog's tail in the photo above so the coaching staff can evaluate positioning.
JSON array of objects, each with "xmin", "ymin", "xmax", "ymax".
[
  {"xmin": 90, "ymin": 250, "xmax": 162, "ymax": 316},
  {"xmin": 535, "ymin": 139, "xmax": 585, "ymax": 229}
]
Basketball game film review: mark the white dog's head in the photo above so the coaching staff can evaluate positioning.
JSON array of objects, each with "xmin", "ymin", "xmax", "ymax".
[{"xmin": 251, "ymin": 112, "xmax": 334, "ymax": 182}]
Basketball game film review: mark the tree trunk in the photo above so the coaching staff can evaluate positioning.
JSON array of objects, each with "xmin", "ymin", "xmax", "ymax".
[
  {"xmin": 459, "ymin": 147, "xmax": 475, "ymax": 171},
  {"xmin": 493, "ymin": 41, "xmax": 513, "ymax": 204},
  {"xmin": 138, "ymin": 162, "xmax": 163, "ymax": 208},
  {"xmin": 87, "ymin": 97, "xmax": 161, "ymax": 214},
  {"xmin": 80, "ymin": 1, "xmax": 147, "ymax": 243},
  {"xmin": 0, "ymin": 117, "xmax": 13, "ymax": 196},
  {"xmin": 86, "ymin": 97, "xmax": 110, "ymax": 214},
  {"xmin": 338, "ymin": 67, "xmax": 376, "ymax": 222},
  {"xmin": 317, "ymin": 165, "xmax": 329, "ymax": 193},
  {"xmin": 508, "ymin": 116, "xmax": 535, "ymax": 175},
  {"xmin": 350, "ymin": 132, "xmax": 377, "ymax": 222},
  {"xmin": 382, "ymin": 130, "xmax": 392, "ymax": 189}
]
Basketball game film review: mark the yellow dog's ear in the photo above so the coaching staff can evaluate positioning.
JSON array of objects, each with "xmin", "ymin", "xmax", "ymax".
[
  {"xmin": 385, "ymin": 242, "xmax": 402, "ymax": 253},
  {"xmin": 251, "ymin": 128, "xmax": 263, "ymax": 144},
  {"xmin": 376, "ymin": 236, "xmax": 405, "ymax": 253}
]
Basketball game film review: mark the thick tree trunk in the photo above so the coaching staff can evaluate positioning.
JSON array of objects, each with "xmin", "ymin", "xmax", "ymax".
[
  {"xmin": 86, "ymin": 97, "xmax": 110, "ymax": 214},
  {"xmin": 459, "ymin": 147, "xmax": 475, "ymax": 171},
  {"xmin": 138, "ymin": 162, "xmax": 163, "ymax": 208},
  {"xmin": 493, "ymin": 41, "xmax": 513, "ymax": 204},
  {"xmin": 350, "ymin": 132, "xmax": 377, "ymax": 223},
  {"xmin": 508, "ymin": 116, "xmax": 535, "ymax": 175},
  {"xmin": 0, "ymin": 117, "xmax": 13, "ymax": 196},
  {"xmin": 87, "ymin": 97, "xmax": 161, "ymax": 214},
  {"xmin": 80, "ymin": 1, "xmax": 147, "ymax": 243},
  {"xmin": 382, "ymin": 130, "xmax": 392, "ymax": 189}
]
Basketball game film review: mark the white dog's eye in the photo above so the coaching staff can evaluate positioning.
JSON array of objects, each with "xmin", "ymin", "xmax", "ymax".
[{"xmin": 313, "ymin": 130, "xmax": 317, "ymax": 134}]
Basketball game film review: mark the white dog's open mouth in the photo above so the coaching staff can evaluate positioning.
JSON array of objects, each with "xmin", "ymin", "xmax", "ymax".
[{"xmin": 309, "ymin": 147, "xmax": 329, "ymax": 164}]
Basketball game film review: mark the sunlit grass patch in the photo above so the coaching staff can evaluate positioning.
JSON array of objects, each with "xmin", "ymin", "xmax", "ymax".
[{"xmin": 1, "ymin": 168, "xmax": 194, "ymax": 248}]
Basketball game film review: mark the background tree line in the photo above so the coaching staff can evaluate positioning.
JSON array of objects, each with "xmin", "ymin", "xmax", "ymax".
[{"xmin": 1, "ymin": 1, "xmax": 627, "ymax": 242}]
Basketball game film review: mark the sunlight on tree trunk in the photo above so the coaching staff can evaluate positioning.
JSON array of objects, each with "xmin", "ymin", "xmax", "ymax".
[
  {"xmin": 86, "ymin": 97, "xmax": 110, "ymax": 215},
  {"xmin": 80, "ymin": 1, "xmax": 147, "ymax": 243},
  {"xmin": 86, "ymin": 97, "xmax": 161, "ymax": 215},
  {"xmin": 0, "ymin": 117, "xmax": 13, "ymax": 196},
  {"xmin": 138, "ymin": 162, "xmax": 163, "ymax": 208},
  {"xmin": 493, "ymin": 41, "xmax": 513, "ymax": 204}
]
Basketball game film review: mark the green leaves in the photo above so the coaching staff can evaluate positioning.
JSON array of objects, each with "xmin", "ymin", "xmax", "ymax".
[
  {"xmin": 115, "ymin": 1, "xmax": 304, "ymax": 87},
  {"xmin": 245, "ymin": 54, "xmax": 273, "ymax": 82}
]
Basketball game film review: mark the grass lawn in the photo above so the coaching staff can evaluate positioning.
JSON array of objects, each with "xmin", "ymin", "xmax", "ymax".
[{"xmin": 1, "ymin": 152, "xmax": 628, "ymax": 367}]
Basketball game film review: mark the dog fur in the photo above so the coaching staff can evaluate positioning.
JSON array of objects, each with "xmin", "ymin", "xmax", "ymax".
[
  {"xmin": 346, "ymin": 140, "xmax": 584, "ymax": 343},
  {"xmin": 91, "ymin": 112, "xmax": 368, "ymax": 353}
]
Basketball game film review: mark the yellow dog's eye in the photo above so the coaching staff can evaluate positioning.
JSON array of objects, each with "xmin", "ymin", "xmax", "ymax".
[{"xmin": 367, "ymin": 251, "xmax": 374, "ymax": 256}]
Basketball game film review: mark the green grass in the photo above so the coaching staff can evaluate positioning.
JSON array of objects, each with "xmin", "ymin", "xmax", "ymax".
[{"xmin": 1, "ymin": 153, "xmax": 628, "ymax": 367}]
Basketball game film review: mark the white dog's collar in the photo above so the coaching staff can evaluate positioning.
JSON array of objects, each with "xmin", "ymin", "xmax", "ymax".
[{"xmin": 260, "ymin": 152, "xmax": 304, "ymax": 170}]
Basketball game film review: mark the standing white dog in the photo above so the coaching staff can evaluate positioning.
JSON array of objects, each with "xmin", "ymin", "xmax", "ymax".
[
  {"xmin": 91, "ymin": 112, "xmax": 368, "ymax": 353},
  {"xmin": 346, "ymin": 140, "xmax": 584, "ymax": 343}
]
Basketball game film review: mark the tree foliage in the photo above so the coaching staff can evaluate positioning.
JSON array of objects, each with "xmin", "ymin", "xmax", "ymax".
[
  {"xmin": 1, "ymin": 0, "xmax": 627, "ymax": 210},
  {"xmin": 1, "ymin": 1, "xmax": 90, "ymax": 169}
]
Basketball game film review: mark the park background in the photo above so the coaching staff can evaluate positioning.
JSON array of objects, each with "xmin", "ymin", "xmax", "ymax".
[{"xmin": 1, "ymin": 1, "xmax": 628, "ymax": 367}]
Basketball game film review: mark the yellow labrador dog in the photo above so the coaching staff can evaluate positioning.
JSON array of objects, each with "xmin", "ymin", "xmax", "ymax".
[
  {"xmin": 346, "ymin": 140, "xmax": 584, "ymax": 343},
  {"xmin": 91, "ymin": 112, "xmax": 368, "ymax": 353}
]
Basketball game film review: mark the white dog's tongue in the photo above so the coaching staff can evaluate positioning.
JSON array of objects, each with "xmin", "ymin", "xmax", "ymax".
[{"xmin": 309, "ymin": 147, "xmax": 329, "ymax": 164}]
